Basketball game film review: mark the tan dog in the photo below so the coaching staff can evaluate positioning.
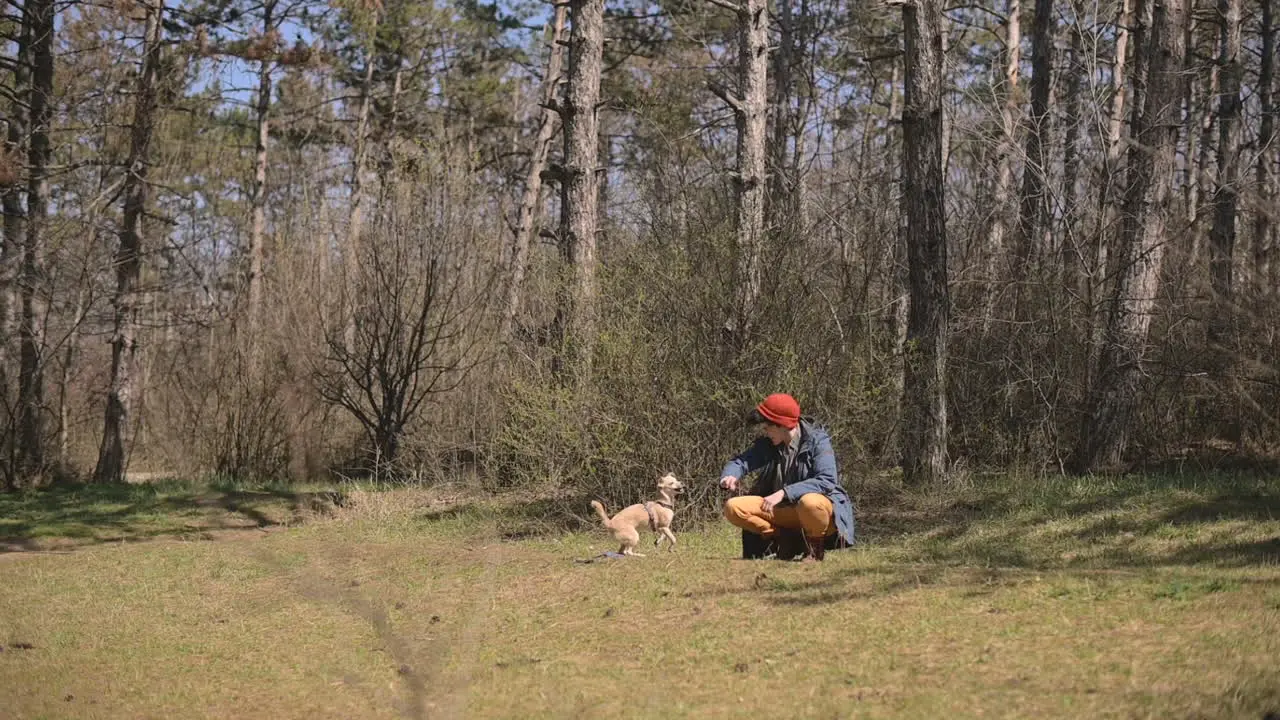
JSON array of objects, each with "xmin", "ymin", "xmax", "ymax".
[{"xmin": 589, "ymin": 473, "xmax": 684, "ymax": 556}]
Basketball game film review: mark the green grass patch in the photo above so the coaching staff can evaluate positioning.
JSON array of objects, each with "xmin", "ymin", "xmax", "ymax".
[{"xmin": 1, "ymin": 471, "xmax": 1278, "ymax": 718}]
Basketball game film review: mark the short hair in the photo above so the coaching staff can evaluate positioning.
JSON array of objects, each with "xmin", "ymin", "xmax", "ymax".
[{"xmin": 747, "ymin": 408, "xmax": 782, "ymax": 427}]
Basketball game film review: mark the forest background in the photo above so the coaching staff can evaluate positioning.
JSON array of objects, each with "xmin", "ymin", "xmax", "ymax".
[{"xmin": 0, "ymin": 0, "xmax": 1276, "ymax": 511}]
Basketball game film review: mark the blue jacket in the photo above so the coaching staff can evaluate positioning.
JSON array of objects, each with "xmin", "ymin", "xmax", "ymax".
[{"xmin": 720, "ymin": 420, "xmax": 856, "ymax": 546}]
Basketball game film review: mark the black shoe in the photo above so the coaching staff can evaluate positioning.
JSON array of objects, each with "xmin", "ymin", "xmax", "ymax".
[
  {"xmin": 741, "ymin": 529, "xmax": 775, "ymax": 559},
  {"xmin": 774, "ymin": 529, "xmax": 806, "ymax": 561}
]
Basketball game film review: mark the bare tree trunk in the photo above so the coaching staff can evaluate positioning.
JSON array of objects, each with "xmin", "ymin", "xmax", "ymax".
[
  {"xmin": 792, "ymin": 0, "xmax": 814, "ymax": 233},
  {"xmin": 381, "ymin": 63, "xmax": 404, "ymax": 202},
  {"xmin": 1013, "ymin": 0, "xmax": 1055, "ymax": 285},
  {"xmin": 889, "ymin": 61, "xmax": 909, "ymax": 462},
  {"xmin": 727, "ymin": 0, "xmax": 768, "ymax": 347},
  {"xmin": 1182, "ymin": 14, "xmax": 1198, "ymax": 221},
  {"xmin": 900, "ymin": 0, "xmax": 950, "ymax": 485},
  {"xmin": 1129, "ymin": 0, "xmax": 1153, "ymax": 127},
  {"xmin": 343, "ymin": 13, "xmax": 376, "ymax": 353},
  {"xmin": 1085, "ymin": 0, "xmax": 1135, "ymax": 394},
  {"xmin": 940, "ymin": 14, "xmax": 953, "ymax": 174},
  {"xmin": 1182, "ymin": 12, "xmax": 1206, "ymax": 227},
  {"xmin": 597, "ymin": 122, "xmax": 611, "ymax": 248},
  {"xmin": 770, "ymin": 0, "xmax": 799, "ymax": 230},
  {"xmin": 561, "ymin": 0, "xmax": 604, "ymax": 380},
  {"xmin": 1, "ymin": 9, "xmax": 30, "ymax": 487},
  {"xmin": 1206, "ymin": 0, "xmax": 1243, "ymax": 445},
  {"xmin": 986, "ymin": 0, "xmax": 1021, "ymax": 293},
  {"xmin": 502, "ymin": 4, "xmax": 567, "ymax": 341},
  {"xmin": 59, "ymin": 285, "xmax": 88, "ymax": 469},
  {"xmin": 1068, "ymin": 0, "xmax": 1189, "ymax": 474},
  {"xmin": 1192, "ymin": 24, "xmax": 1220, "ymax": 239},
  {"xmin": 1208, "ymin": 0, "xmax": 1241, "ymax": 340},
  {"xmin": 1061, "ymin": 25, "xmax": 1084, "ymax": 283},
  {"xmin": 247, "ymin": 1, "xmax": 276, "ymax": 343},
  {"xmin": 1108, "ymin": 0, "xmax": 1133, "ymax": 157},
  {"xmin": 19, "ymin": 0, "xmax": 55, "ymax": 477},
  {"xmin": 96, "ymin": 0, "xmax": 164, "ymax": 484},
  {"xmin": 889, "ymin": 55, "xmax": 903, "ymax": 122},
  {"xmin": 1254, "ymin": 0, "xmax": 1275, "ymax": 300}
]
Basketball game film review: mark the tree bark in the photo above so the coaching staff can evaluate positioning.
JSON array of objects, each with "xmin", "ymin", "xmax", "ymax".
[
  {"xmin": 19, "ymin": 0, "xmax": 55, "ymax": 477},
  {"xmin": 900, "ymin": 0, "xmax": 950, "ymax": 484},
  {"xmin": 729, "ymin": 0, "xmax": 768, "ymax": 347},
  {"xmin": 1060, "ymin": 25, "xmax": 1084, "ymax": 284},
  {"xmin": 1207, "ymin": 0, "xmax": 1241, "ymax": 342},
  {"xmin": 1068, "ymin": 0, "xmax": 1189, "ymax": 474},
  {"xmin": 1, "ymin": 7, "xmax": 30, "ymax": 487},
  {"xmin": 502, "ymin": 4, "xmax": 567, "ymax": 342},
  {"xmin": 1129, "ymin": 0, "xmax": 1153, "ymax": 131},
  {"xmin": 597, "ymin": 121, "xmax": 611, "ymax": 248},
  {"xmin": 59, "ymin": 285, "xmax": 88, "ymax": 470},
  {"xmin": 940, "ymin": 14, "xmax": 953, "ymax": 175},
  {"xmin": 1191, "ymin": 23, "xmax": 1219, "ymax": 237},
  {"xmin": 985, "ymin": 0, "xmax": 1021, "ymax": 294},
  {"xmin": 345, "ymin": 11, "xmax": 378, "ymax": 352},
  {"xmin": 1085, "ymin": 0, "xmax": 1134, "ymax": 393},
  {"xmin": 1013, "ymin": 0, "xmax": 1055, "ymax": 285},
  {"xmin": 561, "ymin": 0, "xmax": 604, "ymax": 380},
  {"xmin": 247, "ymin": 0, "xmax": 276, "ymax": 343},
  {"xmin": 96, "ymin": 0, "xmax": 164, "ymax": 484},
  {"xmin": 770, "ymin": 0, "xmax": 803, "ymax": 231},
  {"xmin": 1254, "ymin": 0, "xmax": 1275, "ymax": 300}
]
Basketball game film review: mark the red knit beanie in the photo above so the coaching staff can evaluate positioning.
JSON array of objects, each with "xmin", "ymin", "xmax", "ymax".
[{"xmin": 755, "ymin": 393, "xmax": 801, "ymax": 429}]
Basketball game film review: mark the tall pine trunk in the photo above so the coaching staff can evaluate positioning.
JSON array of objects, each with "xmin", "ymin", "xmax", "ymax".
[
  {"xmin": 1060, "ymin": 25, "xmax": 1084, "ymax": 285},
  {"xmin": 985, "ymin": 0, "xmax": 1020, "ymax": 306},
  {"xmin": 560, "ymin": 0, "xmax": 603, "ymax": 380},
  {"xmin": 1084, "ymin": 0, "xmax": 1135, "ymax": 396},
  {"xmin": 19, "ymin": 0, "xmax": 55, "ymax": 477},
  {"xmin": 0, "ymin": 8, "xmax": 30, "ymax": 488},
  {"xmin": 729, "ymin": 0, "xmax": 768, "ymax": 347},
  {"xmin": 502, "ymin": 4, "xmax": 567, "ymax": 341},
  {"xmin": 247, "ymin": 1, "xmax": 276, "ymax": 343},
  {"xmin": 1068, "ymin": 0, "xmax": 1189, "ymax": 473},
  {"xmin": 344, "ymin": 11, "xmax": 378, "ymax": 354},
  {"xmin": 900, "ymin": 0, "xmax": 950, "ymax": 484},
  {"xmin": 1190, "ymin": 20, "xmax": 1220, "ymax": 241},
  {"xmin": 96, "ymin": 0, "xmax": 164, "ymax": 483},
  {"xmin": 1207, "ymin": 0, "xmax": 1241, "ymax": 340},
  {"xmin": 1013, "ymin": 0, "xmax": 1055, "ymax": 286},
  {"xmin": 1254, "ymin": 0, "xmax": 1275, "ymax": 299},
  {"xmin": 770, "ymin": 0, "xmax": 805, "ymax": 231}
]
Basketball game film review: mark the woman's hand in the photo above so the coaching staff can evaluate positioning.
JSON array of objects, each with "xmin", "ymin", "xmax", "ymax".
[
  {"xmin": 760, "ymin": 490, "xmax": 785, "ymax": 514},
  {"xmin": 719, "ymin": 476, "xmax": 739, "ymax": 492}
]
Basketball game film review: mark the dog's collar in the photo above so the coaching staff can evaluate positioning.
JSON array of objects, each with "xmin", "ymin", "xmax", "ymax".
[{"xmin": 655, "ymin": 499, "xmax": 675, "ymax": 509}]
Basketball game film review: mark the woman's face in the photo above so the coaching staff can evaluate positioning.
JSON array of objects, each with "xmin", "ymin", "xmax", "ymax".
[{"xmin": 757, "ymin": 422, "xmax": 792, "ymax": 446}]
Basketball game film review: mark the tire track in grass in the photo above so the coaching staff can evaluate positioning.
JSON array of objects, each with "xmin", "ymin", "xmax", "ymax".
[{"xmin": 252, "ymin": 527, "xmax": 508, "ymax": 719}]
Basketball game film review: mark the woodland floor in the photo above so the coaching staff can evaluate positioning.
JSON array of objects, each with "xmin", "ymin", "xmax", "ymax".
[{"xmin": 1, "ymin": 472, "xmax": 1279, "ymax": 719}]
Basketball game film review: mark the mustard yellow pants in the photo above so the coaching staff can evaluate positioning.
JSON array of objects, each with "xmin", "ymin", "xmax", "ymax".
[{"xmin": 724, "ymin": 493, "xmax": 836, "ymax": 540}]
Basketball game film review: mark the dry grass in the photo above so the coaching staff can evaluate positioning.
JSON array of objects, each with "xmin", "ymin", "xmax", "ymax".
[{"xmin": 1, "ymin": 472, "xmax": 1278, "ymax": 719}]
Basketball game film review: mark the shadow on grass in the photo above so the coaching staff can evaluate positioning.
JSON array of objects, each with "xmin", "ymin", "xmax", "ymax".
[
  {"xmin": 412, "ymin": 472, "xmax": 1280, "ymax": 575},
  {"xmin": 416, "ymin": 494, "xmax": 596, "ymax": 540},
  {"xmin": 0, "ymin": 481, "xmax": 346, "ymax": 553},
  {"xmin": 854, "ymin": 472, "xmax": 1280, "ymax": 569},
  {"xmin": 668, "ymin": 472, "xmax": 1280, "ymax": 609}
]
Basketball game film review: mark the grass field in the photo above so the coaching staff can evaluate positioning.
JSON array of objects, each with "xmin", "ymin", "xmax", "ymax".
[{"xmin": 1, "ymin": 473, "xmax": 1278, "ymax": 719}]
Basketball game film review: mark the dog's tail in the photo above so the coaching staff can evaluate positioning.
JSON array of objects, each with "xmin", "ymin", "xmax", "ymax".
[{"xmin": 589, "ymin": 500, "xmax": 611, "ymax": 527}]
